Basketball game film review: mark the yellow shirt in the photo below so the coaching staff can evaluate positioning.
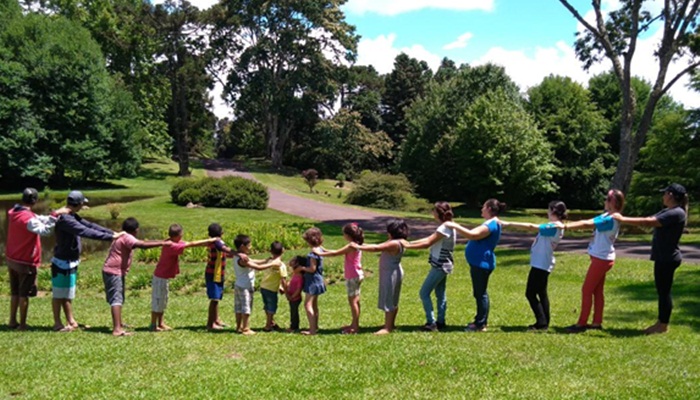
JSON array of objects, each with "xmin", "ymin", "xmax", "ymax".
[{"xmin": 259, "ymin": 261, "xmax": 288, "ymax": 292}]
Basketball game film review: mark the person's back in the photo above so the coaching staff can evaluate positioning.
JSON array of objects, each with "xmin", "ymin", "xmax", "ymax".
[
  {"xmin": 103, "ymin": 233, "xmax": 139, "ymax": 276},
  {"xmin": 6, "ymin": 205, "xmax": 41, "ymax": 267}
]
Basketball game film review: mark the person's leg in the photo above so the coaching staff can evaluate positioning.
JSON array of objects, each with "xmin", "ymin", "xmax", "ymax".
[
  {"xmin": 419, "ymin": 268, "xmax": 443, "ymax": 325},
  {"xmin": 111, "ymin": 305, "xmax": 127, "ymax": 336},
  {"xmin": 540, "ymin": 271, "xmax": 551, "ymax": 327},
  {"xmin": 17, "ymin": 297, "xmax": 29, "ymax": 330},
  {"xmin": 576, "ymin": 258, "xmax": 602, "ymax": 327},
  {"xmin": 207, "ymin": 301, "xmax": 219, "ymax": 329},
  {"xmin": 302, "ymin": 294, "xmax": 317, "ymax": 334},
  {"xmin": 590, "ymin": 259, "xmax": 614, "ymax": 326},
  {"xmin": 289, "ymin": 299, "xmax": 301, "ymax": 331},
  {"xmin": 64, "ymin": 300, "xmax": 77, "ymax": 328},
  {"xmin": 652, "ymin": 260, "xmax": 681, "ymax": 333},
  {"xmin": 242, "ymin": 290, "xmax": 255, "ymax": 334},
  {"xmin": 312, "ymin": 296, "xmax": 319, "ymax": 330},
  {"xmin": 435, "ymin": 272, "xmax": 447, "ymax": 326},
  {"xmin": 347, "ymin": 295, "xmax": 361, "ymax": 332},
  {"xmin": 470, "ymin": 266, "xmax": 491, "ymax": 328},
  {"xmin": 9, "ymin": 267, "xmax": 19, "ymax": 328},
  {"xmin": 375, "ymin": 308, "xmax": 399, "ymax": 335},
  {"xmin": 18, "ymin": 269, "xmax": 37, "ymax": 330},
  {"xmin": 235, "ymin": 313, "xmax": 242, "ymax": 331},
  {"xmin": 526, "ymin": 268, "xmax": 548, "ymax": 328},
  {"xmin": 52, "ymin": 298, "xmax": 65, "ymax": 331}
]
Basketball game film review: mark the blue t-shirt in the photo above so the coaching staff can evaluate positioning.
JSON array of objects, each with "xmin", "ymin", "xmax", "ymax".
[{"xmin": 464, "ymin": 219, "xmax": 502, "ymax": 270}]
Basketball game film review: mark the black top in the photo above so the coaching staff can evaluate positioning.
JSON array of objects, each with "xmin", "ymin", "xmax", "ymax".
[{"xmin": 651, "ymin": 206, "xmax": 686, "ymax": 263}]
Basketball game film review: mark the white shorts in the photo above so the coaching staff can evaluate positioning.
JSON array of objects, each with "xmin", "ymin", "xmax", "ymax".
[
  {"xmin": 234, "ymin": 286, "xmax": 253, "ymax": 315},
  {"xmin": 151, "ymin": 276, "xmax": 169, "ymax": 313}
]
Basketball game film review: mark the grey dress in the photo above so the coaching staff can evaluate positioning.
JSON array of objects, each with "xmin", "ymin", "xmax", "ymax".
[{"xmin": 378, "ymin": 240, "xmax": 405, "ymax": 312}]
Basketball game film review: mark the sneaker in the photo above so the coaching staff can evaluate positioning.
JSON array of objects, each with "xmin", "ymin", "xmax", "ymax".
[
  {"xmin": 527, "ymin": 324, "xmax": 548, "ymax": 331},
  {"xmin": 421, "ymin": 323, "xmax": 438, "ymax": 332},
  {"xmin": 464, "ymin": 323, "xmax": 487, "ymax": 332},
  {"xmin": 565, "ymin": 324, "xmax": 587, "ymax": 333},
  {"xmin": 436, "ymin": 322, "xmax": 446, "ymax": 331}
]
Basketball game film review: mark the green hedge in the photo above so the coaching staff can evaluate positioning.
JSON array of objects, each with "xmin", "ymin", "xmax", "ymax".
[
  {"xmin": 345, "ymin": 171, "xmax": 414, "ymax": 210},
  {"xmin": 170, "ymin": 176, "xmax": 269, "ymax": 210}
]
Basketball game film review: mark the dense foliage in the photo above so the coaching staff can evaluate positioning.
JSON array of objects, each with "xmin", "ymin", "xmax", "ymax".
[
  {"xmin": 345, "ymin": 171, "xmax": 414, "ymax": 210},
  {"xmin": 170, "ymin": 176, "xmax": 269, "ymax": 210}
]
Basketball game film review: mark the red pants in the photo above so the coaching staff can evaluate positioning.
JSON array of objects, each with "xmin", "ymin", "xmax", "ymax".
[{"xmin": 577, "ymin": 256, "xmax": 614, "ymax": 326}]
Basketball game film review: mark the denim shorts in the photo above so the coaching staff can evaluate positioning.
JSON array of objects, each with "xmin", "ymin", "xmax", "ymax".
[{"xmin": 260, "ymin": 288, "xmax": 278, "ymax": 313}]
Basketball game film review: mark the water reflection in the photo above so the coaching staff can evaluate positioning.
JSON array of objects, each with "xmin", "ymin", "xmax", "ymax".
[{"xmin": 0, "ymin": 196, "xmax": 158, "ymax": 266}]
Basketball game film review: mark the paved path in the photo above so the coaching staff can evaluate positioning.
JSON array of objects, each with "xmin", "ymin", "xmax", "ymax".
[{"xmin": 204, "ymin": 159, "xmax": 700, "ymax": 263}]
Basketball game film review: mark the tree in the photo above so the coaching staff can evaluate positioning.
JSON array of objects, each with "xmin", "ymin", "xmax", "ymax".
[
  {"xmin": 302, "ymin": 169, "xmax": 319, "ymax": 192},
  {"xmin": 559, "ymin": 0, "xmax": 700, "ymax": 193},
  {"xmin": 382, "ymin": 53, "xmax": 432, "ymax": 155},
  {"xmin": 341, "ymin": 65, "xmax": 384, "ymax": 132},
  {"xmin": 400, "ymin": 63, "xmax": 521, "ymax": 201},
  {"xmin": 213, "ymin": 0, "xmax": 358, "ymax": 167},
  {"xmin": 0, "ymin": 11, "xmax": 142, "ymax": 185},
  {"xmin": 526, "ymin": 75, "xmax": 614, "ymax": 208},
  {"xmin": 297, "ymin": 109, "xmax": 393, "ymax": 179}
]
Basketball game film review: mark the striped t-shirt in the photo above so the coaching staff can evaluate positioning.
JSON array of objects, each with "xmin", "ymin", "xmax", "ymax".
[
  {"xmin": 205, "ymin": 239, "xmax": 227, "ymax": 283},
  {"xmin": 429, "ymin": 223, "xmax": 456, "ymax": 273}
]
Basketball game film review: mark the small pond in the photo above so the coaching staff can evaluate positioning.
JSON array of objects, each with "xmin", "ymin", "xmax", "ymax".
[{"xmin": 0, "ymin": 196, "xmax": 158, "ymax": 266}]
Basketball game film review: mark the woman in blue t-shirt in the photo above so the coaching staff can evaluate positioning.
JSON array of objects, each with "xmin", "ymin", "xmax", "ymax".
[
  {"xmin": 612, "ymin": 183, "xmax": 688, "ymax": 335},
  {"xmin": 445, "ymin": 198, "xmax": 506, "ymax": 332}
]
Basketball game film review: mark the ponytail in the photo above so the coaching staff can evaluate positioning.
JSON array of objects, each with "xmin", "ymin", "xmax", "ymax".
[
  {"xmin": 484, "ymin": 198, "xmax": 506, "ymax": 216},
  {"xmin": 433, "ymin": 201, "xmax": 454, "ymax": 222}
]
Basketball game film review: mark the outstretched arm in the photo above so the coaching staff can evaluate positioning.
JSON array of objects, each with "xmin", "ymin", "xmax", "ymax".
[
  {"xmin": 133, "ymin": 240, "xmax": 168, "ymax": 250},
  {"xmin": 242, "ymin": 258, "xmax": 280, "ymax": 271},
  {"xmin": 611, "ymin": 213, "xmax": 661, "ymax": 228},
  {"xmin": 354, "ymin": 240, "xmax": 399, "ymax": 253},
  {"xmin": 184, "ymin": 238, "xmax": 217, "ymax": 248},
  {"xmin": 314, "ymin": 243, "xmax": 353, "ymax": 257},
  {"xmin": 499, "ymin": 220, "xmax": 540, "ymax": 231},
  {"xmin": 565, "ymin": 219, "xmax": 595, "ymax": 230},
  {"xmin": 404, "ymin": 232, "xmax": 445, "ymax": 250},
  {"xmin": 444, "ymin": 221, "xmax": 490, "ymax": 240}
]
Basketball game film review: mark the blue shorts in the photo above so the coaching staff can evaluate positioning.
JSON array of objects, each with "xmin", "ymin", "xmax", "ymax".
[
  {"xmin": 260, "ymin": 288, "xmax": 278, "ymax": 313},
  {"xmin": 205, "ymin": 277, "xmax": 224, "ymax": 301}
]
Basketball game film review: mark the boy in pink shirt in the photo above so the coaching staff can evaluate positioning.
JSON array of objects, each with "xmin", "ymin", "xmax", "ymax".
[
  {"xmin": 150, "ymin": 224, "xmax": 215, "ymax": 332},
  {"xmin": 102, "ymin": 217, "xmax": 166, "ymax": 336}
]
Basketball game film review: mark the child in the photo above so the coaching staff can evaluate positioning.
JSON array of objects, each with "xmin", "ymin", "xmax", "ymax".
[
  {"xmin": 205, "ymin": 223, "xmax": 235, "ymax": 331},
  {"xmin": 232, "ymin": 234, "xmax": 279, "ymax": 335},
  {"xmin": 314, "ymin": 223, "xmax": 365, "ymax": 334},
  {"xmin": 500, "ymin": 201, "xmax": 567, "ymax": 331},
  {"xmin": 151, "ymin": 224, "xmax": 215, "ymax": 332},
  {"xmin": 353, "ymin": 219, "xmax": 409, "ymax": 335},
  {"xmin": 259, "ymin": 241, "xmax": 288, "ymax": 332},
  {"xmin": 299, "ymin": 228, "xmax": 327, "ymax": 335},
  {"xmin": 285, "ymin": 256, "xmax": 307, "ymax": 333},
  {"xmin": 102, "ymin": 217, "xmax": 166, "ymax": 336}
]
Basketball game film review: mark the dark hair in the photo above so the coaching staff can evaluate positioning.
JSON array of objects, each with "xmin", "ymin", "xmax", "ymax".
[
  {"xmin": 606, "ymin": 189, "xmax": 625, "ymax": 212},
  {"xmin": 234, "ymin": 234, "xmax": 251, "ymax": 249},
  {"xmin": 483, "ymin": 198, "xmax": 507, "ymax": 217},
  {"xmin": 387, "ymin": 219, "xmax": 409, "ymax": 240},
  {"xmin": 434, "ymin": 201, "xmax": 454, "ymax": 222},
  {"xmin": 548, "ymin": 201, "xmax": 568, "ymax": 221},
  {"xmin": 121, "ymin": 217, "xmax": 139, "ymax": 234},
  {"xmin": 168, "ymin": 224, "xmax": 183, "ymax": 238},
  {"xmin": 342, "ymin": 223, "xmax": 364, "ymax": 245},
  {"xmin": 289, "ymin": 255, "xmax": 308, "ymax": 268},
  {"xmin": 302, "ymin": 227, "xmax": 324, "ymax": 247},
  {"xmin": 208, "ymin": 223, "xmax": 223, "ymax": 238},
  {"xmin": 270, "ymin": 241, "xmax": 284, "ymax": 256},
  {"xmin": 22, "ymin": 188, "xmax": 39, "ymax": 205}
]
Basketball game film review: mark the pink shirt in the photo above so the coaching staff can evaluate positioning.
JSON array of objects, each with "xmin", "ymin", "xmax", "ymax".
[
  {"xmin": 287, "ymin": 274, "xmax": 303, "ymax": 302},
  {"xmin": 344, "ymin": 249, "xmax": 363, "ymax": 280},
  {"xmin": 154, "ymin": 241, "xmax": 187, "ymax": 279},
  {"xmin": 103, "ymin": 233, "xmax": 139, "ymax": 276}
]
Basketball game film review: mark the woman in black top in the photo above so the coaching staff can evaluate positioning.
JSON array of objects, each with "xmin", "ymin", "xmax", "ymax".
[{"xmin": 612, "ymin": 183, "xmax": 688, "ymax": 334}]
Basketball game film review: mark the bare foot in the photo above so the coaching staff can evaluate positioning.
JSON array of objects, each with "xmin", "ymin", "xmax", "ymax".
[
  {"xmin": 374, "ymin": 328, "xmax": 392, "ymax": 335},
  {"xmin": 17, "ymin": 324, "xmax": 29, "ymax": 331},
  {"xmin": 159, "ymin": 324, "xmax": 173, "ymax": 331},
  {"xmin": 341, "ymin": 326, "xmax": 358, "ymax": 334},
  {"xmin": 241, "ymin": 329, "xmax": 256, "ymax": 336},
  {"xmin": 301, "ymin": 330, "xmax": 317, "ymax": 336},
  {"xmin": 112, "ymin": 330, "xmax": 134, "ymax": 337},
  {"xmin": 8, "ymin": 323, "xmax": 19, "ymax": 330},
  {"xmin": 646, "ymin": 323, "xmax": 669, "ymax": 335},
  {"xmin": 150, "ymin": 324, "xmax": 163, "ymax": 332},
  {"xmin": 644, "ymin": 322, "xmax": 661, "ymax": 334},
  {"xmin": 54, "ymin": 325, "xmax": 74, "ymax": 332},
  {"xmin": 216, "ymin": 320, "xmax": 229, "ymax": 327}
]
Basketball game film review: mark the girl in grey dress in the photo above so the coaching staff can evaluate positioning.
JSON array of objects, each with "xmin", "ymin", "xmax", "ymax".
[{"xmin": 354, "ymin": 219, "xmax": 409, "ymax": 335}]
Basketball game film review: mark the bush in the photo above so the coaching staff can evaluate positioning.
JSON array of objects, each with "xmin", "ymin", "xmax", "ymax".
[
  {"xmin": 302, "ymin": 169, "xmax": 318, "ymax": 192},
  {"xmin": 345, "ymin": 171, "xmax": 413, "ymax": 210},
  {"xmin": 170, "ymin": 176, "xmax": 268, "ymax": 209}
]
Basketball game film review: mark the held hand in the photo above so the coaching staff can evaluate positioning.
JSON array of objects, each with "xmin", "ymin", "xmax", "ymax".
[
  {"xmin": 349, "ymin": 242, "xmax": 360, "ymax": 249},
  {"xmin": 238, "ymin": 253, "xmax": 250, "ymax": 262},
  {"xmin": 443, "ymin": 221, "xmax": 458, "ymax": 230},
  {"xmin": 610, "ymin": 212, "xmax": 623, "ymax": 221},
  {"xmin": 112, "ymin": 231, "xmax": 126, "ymax": 239}
]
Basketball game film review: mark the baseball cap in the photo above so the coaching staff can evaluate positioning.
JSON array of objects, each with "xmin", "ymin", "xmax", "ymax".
[
  {"xmin": 659, "ymin": 183, "xmax": 686, "ymax": 197},
  {"xmin": 21, "ymin": 188, "xmax": 39, "ymax": 205},
  {"xmin": 66, "ymin": 191, "xmax": 89, "ymax": 206}
]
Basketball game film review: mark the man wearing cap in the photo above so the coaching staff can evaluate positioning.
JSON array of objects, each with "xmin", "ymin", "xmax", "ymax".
[
  {"xmin": 612, "ymin": 183, "xmax": 689, "ymax": 334},
  {"xmin": 6, "ymin": 188, "xmax": 70, "ymax": 330},
  {"xmin": 51, "ymin": 190, "xmax": 124, "ymax": 332}
]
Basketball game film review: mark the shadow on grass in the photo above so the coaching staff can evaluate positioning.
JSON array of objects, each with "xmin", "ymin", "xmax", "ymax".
[
  {"xmin": 0, "ymin": 324, "xmax": 57, "ymax": 332},
  {"xmin": 613, "ymin": 268, "xmax": 700, "ymax": 332}
]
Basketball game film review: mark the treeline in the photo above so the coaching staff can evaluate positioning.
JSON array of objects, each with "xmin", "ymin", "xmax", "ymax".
[{"xmin": 1, "ymin": 0, "xmax": 698, "ymax": 212}]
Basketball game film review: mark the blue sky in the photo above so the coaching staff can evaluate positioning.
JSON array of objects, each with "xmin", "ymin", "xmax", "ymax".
[{"xmin": 188, "ymin": 0, "xmax": 700, "ymax": 117}]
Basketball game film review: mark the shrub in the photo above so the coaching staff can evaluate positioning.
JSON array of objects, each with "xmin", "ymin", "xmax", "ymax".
[
  {"xmin": 106, "ymin": 203, "xmax": 123, "ymax": 220},
  {"xmin": 170, "ymin": 176, "xmax": 268, "ymax": 209},
  {"xmin": 302, "ymin": 169, "xmax": 318, "ymax": 192},
  {"xmin": 335, "ymin": 172, "xmax": 346, "ymax": 188},
  {"xmin": 345, "ymin": 171, "xmax": 413, "ymax": 210}
]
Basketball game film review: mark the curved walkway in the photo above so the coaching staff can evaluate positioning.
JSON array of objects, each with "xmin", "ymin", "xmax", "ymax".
[{"xmin": 204, "ymin": 159, "xmax": 700, "ymax": 263}]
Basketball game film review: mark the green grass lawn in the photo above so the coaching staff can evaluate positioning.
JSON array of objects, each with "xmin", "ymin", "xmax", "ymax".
[{"xmin": 0, "ymin": 227, "xmax": 699, "ymax": 398}]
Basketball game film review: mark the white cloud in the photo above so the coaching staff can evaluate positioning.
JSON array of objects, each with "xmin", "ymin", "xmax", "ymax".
[
  {"xmin": 443, "ymin": 32, "xmax": 474, "ymax": 50},
  {"xmin": 356, "ymin": 33, "xmax": 442, "ymax": 74},
  {"xmin": 344, "ymin": 0, "xmax": 493, "ymax": 16}
]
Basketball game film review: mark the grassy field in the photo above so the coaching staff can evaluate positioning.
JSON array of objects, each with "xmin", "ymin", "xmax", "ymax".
[
  {"xmin": 0, "ymin": 239, "xmax": 698, "ymax": 399},
  {"xmin": 1, "ymin": 160, "xmax": 699, "ymax": 398}
]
